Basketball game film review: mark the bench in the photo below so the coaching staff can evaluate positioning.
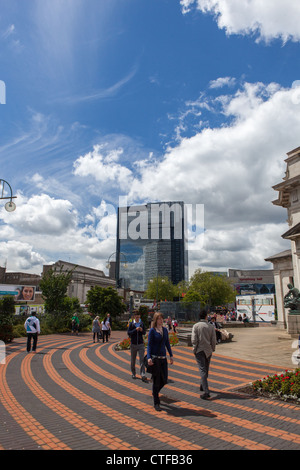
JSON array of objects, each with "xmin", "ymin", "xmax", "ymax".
[{"xmin": 177, "ymin": 329, "xmax": 234, "ymax": 346}]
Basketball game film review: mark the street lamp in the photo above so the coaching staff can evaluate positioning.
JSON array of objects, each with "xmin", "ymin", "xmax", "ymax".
[
  {"xmin": 107, "ymin": 251, "xmax": 128, "ymax": 288},
  {"xmin": 0, "ymin": 179, "xmax": 16, "ymax": 212},
  {"xmin": 106, "ymin": 252, "xmax": 128, "ymax": 270},
  {"xmin": 130, "ymin": 290, "xmax": 134, "ymax": 315},
  {"xmin": 251, "ymin": 296, "xmax": 256, "ymax": 324}
]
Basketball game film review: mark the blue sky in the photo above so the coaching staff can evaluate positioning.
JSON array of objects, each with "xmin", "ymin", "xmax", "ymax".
[{"xmin": 1, "ymin": 0, "xmax": 300, "ymax": 277}]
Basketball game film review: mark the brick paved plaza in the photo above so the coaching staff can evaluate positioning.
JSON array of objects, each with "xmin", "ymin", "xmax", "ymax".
[{"xmin": 0, "ymin": 330, "xmax": 299, "ymax": 456}]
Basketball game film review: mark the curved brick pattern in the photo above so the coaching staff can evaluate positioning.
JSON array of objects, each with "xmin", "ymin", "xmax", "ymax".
[{"xmin": 0, "ymin": 331, "xmax": 299, "ymax": 450}]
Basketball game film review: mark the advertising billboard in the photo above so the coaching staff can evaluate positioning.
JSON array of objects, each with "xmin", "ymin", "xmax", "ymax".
[{"xmin": 0, "ymin": 285, "xmax": 36, "ymax": 301}]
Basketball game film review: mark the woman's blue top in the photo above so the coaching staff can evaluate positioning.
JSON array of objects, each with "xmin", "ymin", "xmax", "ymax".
[{"xmin": 147, "ymin": 327, "xmax": 173, "ymax": 359}]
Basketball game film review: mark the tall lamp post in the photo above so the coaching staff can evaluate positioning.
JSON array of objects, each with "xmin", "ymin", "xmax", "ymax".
[
  {"xmin": 129, "ymin": 290, "xmax": 134, "ymax": 316},
  {"xmin": 251, "ymin": 296, "xmax": 256, "ymax": 324},
  {"xmin": 0, "ymin": 179, "xmax": 17, "ymax": 211}
]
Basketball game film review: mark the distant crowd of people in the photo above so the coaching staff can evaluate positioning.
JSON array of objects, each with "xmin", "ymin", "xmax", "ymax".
[{"xmin": 208, "ymin": 308, "xmax": 250, "ymax": 324}]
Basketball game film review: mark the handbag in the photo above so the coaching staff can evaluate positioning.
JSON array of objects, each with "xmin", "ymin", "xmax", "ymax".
[{"xmin": 144, "ymin": 329, "xmax": 164, "ymax": 374}]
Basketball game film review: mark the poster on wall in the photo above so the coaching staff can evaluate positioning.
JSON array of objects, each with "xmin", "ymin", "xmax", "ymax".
[
  {"xmin": 15, "ymin": 305, "xmax": 44, "ymax": 316},
  {"xmin": 0, "ymin": 285, "xmax": 36, "ymax": 301}
]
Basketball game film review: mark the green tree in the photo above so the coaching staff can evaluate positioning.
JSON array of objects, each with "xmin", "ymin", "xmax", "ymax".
[
  {"xmin": 175, "ymin": 280, "xmax": 190, "ymax": 300},
  {"xmin": 40, "ymin": 265, "xmax": 75, "ymax": 314},
  {"xmin": 0, "ymin": 296, "xmax": 15, "ymax": 342},
  {"xmin": 144, "ymin": 276, "xmax": 176, "ymax": 302},
  {"xmin": 40, "ymin": 265, "xmax": 78, "ymax": 332},
  {"xmin": 181, "ymin": 289, "xmax": 202, "ymax": 303},
  {"xmin": 86, "ymin": 286, "xmax": 126, "ymax": 320},
  {"xmin": 189, "ymin": 269, "xmax": 236, "ymax": 308},
  {"xmin": 138, "ymin": 304, "xmax": 149, "ymax": 327}
]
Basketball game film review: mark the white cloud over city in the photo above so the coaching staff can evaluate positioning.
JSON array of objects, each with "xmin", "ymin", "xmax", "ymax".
[
  {"xmin": 180, "ymin": 0, "xmax": 300, "ymax": 43},
  {"xmin": 1, "ymin": 0, "xmax": 299, "ymax": 277},
  {"xmin": 1, "ymin": 79, "xmax": 296, "ymax": 274}
]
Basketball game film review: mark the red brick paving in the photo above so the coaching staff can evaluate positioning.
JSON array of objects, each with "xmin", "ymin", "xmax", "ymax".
[{"xmin": 0, "ymin": 330, "xmax": 299, "ymax": 451}]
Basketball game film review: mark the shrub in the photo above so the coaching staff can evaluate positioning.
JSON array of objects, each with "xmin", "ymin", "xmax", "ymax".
[
  {"xmin": 117, "ymin": 337, "xmax": 131, "ymax": 350},
  {"xmin": 12, "ymin": 323, "xmax": 26, "ymax": 338},
  {"xmin": 251, "ymin": 369, "xmax": 300, "ymax": 402},
  {"xmin": 169, "ymin": 331, "xmax": 179, "ymax": 346},
  {"xmin": 0, "ymin": 296, "xmax": 15, "ymax": 343}
]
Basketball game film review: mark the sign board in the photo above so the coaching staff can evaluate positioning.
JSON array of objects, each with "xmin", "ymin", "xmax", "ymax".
[{"xmin": 0, "ymin": 285, "xmax": 36, "ymax": 301}]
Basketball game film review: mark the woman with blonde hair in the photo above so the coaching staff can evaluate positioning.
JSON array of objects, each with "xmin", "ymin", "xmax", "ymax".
[
  {"xmin": 147, "ymin": 312, "xmax": 173, "ymax": 411},
  {"xmin": 92, "ymin": 316, "xmax": 101, "ymax": 342}
]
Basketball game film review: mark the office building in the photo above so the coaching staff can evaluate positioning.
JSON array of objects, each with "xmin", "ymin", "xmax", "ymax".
[{"xmin": 116, "ymin": 201, "xmax": 188, "ymax": 291}]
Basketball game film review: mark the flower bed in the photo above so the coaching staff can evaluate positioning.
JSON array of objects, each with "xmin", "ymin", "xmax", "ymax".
[
  {"xmin": 115, "ymin": 331, "xmax": 179, "ymax": 351},
  {"xmin": 247, "ymin": 368, "xmax": 300, "ymax": 404}
]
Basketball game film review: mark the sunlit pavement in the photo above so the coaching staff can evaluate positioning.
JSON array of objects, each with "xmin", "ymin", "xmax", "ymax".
[{"xmin": 0, "ymin": 329, "xmax": 299, "ymax": 452}]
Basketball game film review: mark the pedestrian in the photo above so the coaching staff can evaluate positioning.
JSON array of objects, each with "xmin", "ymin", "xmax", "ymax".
[
  {"xmin": 209, "ymin": 317, "xmax": 222, "ymax": 343},
  {"xmin": 101, "ymin": 315, "xmax": 111, "ymax": 342},
  {"xmin": 191, "ymin": 309, "xmax": 216, "ymax": 400},
  {"xmin": 172, "ymin": 318, "xmax": 178, "ymax": 333},
  {"xmin": 24, "ymin": 310, "xmax": 40, "ymax": 353},
  {"xmin": 147, "ymin": 312, "xmax": 173, "ymax": 411},
  {"xmin": 71, "ymin": 313, "xmax": 80, "ymax": 335},
  {"xmin": 92, "ymin": 316, "xmax": 101, "ymax": 342},
  {"xmin": 127, "ymin": 311, "xmax": 147, "ymax": 382}
]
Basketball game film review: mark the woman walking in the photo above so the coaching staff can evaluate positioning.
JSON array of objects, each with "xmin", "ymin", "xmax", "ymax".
[
  {"xmin": 147, "ymin": 312, "xmax": 173, "ymax": 411},
  {"xmin": 101, "ymin": 315, "xmax": 111, "ymax": 343},
  {"xmin": 92, "ymin": 316, "xmax": 101, "ymax": 342}
]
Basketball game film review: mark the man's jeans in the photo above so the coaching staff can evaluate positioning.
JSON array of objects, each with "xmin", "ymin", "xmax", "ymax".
[
  {"xmin": 195, "ymin": 351, "xmax": 211, "ymax": 394},
  {"xmin": 27, "ymin": 333, "xmax": 38, "ymax": 352},
  {"xmin": 130, "ymin": 343, "xmax": 145, "ymax": 377}
]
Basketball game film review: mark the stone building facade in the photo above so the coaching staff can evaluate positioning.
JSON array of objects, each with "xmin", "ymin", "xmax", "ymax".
[
  {"xmin": 42, "ymin": 260, "xmax": 116, "ymax": 305},
  {"xmin": 266, "ymin": 146, "xmax": 300, "ymax": 335}
]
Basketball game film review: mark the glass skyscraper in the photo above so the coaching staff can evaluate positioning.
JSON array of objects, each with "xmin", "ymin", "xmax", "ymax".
[{"xmin": 116, "ymin": 201, "xmax": 188, "ymax": 291}]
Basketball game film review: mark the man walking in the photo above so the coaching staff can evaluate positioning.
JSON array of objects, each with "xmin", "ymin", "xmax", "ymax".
[
  {"xmin": 192, "ymin": 309, "xmax": 216, "ymax": 399},
  {"xmin": 127, "ymin": 311, "xmax": 147, "ymax": 382},
  {"xmin": 24, "ymin": 310, "xmax": 40, "ymax": 353}
]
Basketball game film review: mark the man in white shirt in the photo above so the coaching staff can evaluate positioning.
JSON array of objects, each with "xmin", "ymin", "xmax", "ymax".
[
  {"xmin": 192, "ymin": 309, "xmax": 216, "ymax": 399},
  {"xmin": 24, "ymin": 311, "xmax": 40, "ymax": 353}
]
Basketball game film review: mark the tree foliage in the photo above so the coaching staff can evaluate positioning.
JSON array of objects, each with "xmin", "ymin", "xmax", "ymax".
[
  {"xmin": 188, "ymin": 269, "xmax": 236, "ymax": 307},
  {"xmin": 181, "ymin": 289, "xmax": 202, "ymax": 303},
  {"xmin": 40, "ymin": 265, "xmax": 75, "ymax": 315},
  {"xmin": 144, "ymin": 276, "xmax": 176, "ymax": 301},
  {"xmin": 40, "ymin": 265, "xmax": 82, "ymax": 332},
  {"xmin": 0, "ymin": 296, "xmax": 15, "ymax": 342},
  {"xmin": 86, "ymin": 286, "xmax": 126, "ymax": 319}
]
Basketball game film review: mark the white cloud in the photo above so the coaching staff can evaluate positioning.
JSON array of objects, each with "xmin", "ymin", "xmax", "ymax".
[
  {"xmin": 2, "ymin": 80, "xmax": 298, "ymax": 277},
  {"xmin": 122, "ymin": 81, "xmax": 300, "ymax": 270},
  {"xmin": 0, "ymin": 191, "xmax": 118, "ymax": 274},
  {"xmin": 0, "ymin": 240, "xmax": 46, "ymax": 272},
  {"xmin": 181, "ymin": 0, "xmax": 300, "ymax": 43},
  {"xmin": 2, "ymin": 23, "xmax": 23, "ymax": 51},
  {"xmin": 0, "ymin": 193, "xmax": 78, "ymax": 236},
  {"xmin": 209, "ymin": 77, "xmax": 236, "ymax": 89},
  {"xmin": 2, "ymin": 24, "xmax": 15, "ymax": 39},
  {"xmin": 73, "ymin": 144, "xmax": 134, "ymax": 191}
]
